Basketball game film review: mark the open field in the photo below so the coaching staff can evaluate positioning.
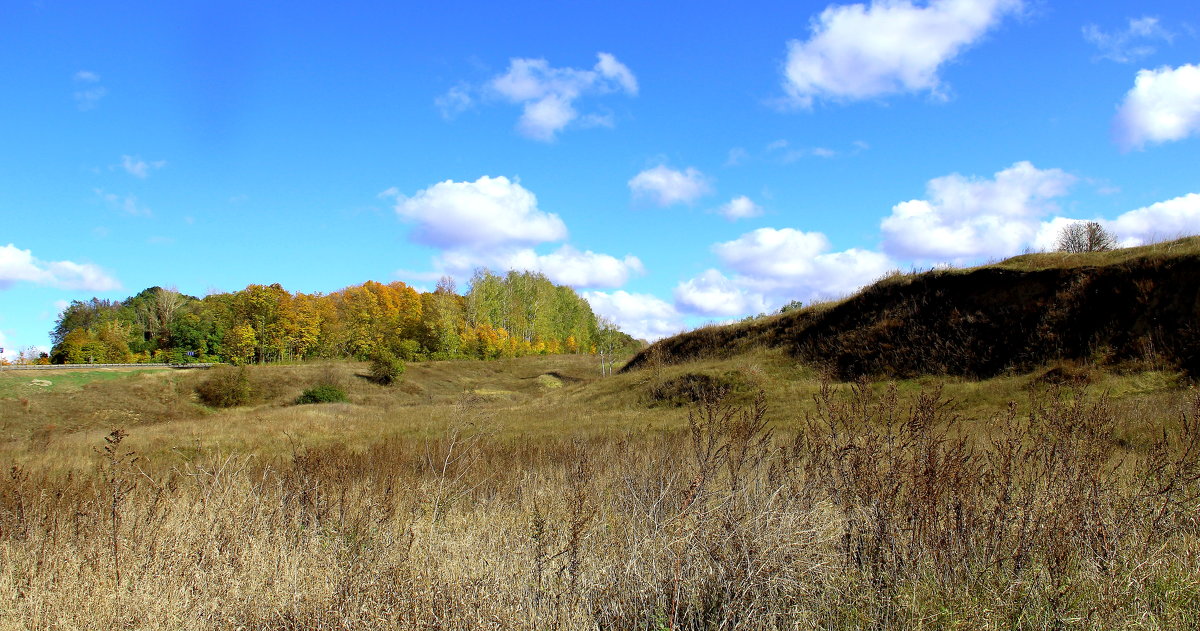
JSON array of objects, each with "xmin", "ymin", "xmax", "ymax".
[{"xmin": 1, "ymin": 353, "xmax": 1199, "ymax": 629}]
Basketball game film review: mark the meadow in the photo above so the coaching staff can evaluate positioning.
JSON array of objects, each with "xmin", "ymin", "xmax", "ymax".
[{"xmin": 0, "ymin": 351, "xmax": 1198, "ymax": 629}]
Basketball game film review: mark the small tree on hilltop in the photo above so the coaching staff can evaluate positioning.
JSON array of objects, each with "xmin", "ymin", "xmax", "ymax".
[{"xmin": 1057, "ymin": 221, "xmax": 1117, "ymax": 253}]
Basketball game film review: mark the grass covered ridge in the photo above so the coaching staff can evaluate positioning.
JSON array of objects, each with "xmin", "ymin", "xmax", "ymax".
[{"xmin": 625, "ymin": 236, "xmax": 1200, "ymax": 379}]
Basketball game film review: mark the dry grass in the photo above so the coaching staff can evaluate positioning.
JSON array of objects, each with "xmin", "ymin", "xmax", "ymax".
[{"xmin": 1, "ymin": 356, "xmax": 1199, "ymax": 629}]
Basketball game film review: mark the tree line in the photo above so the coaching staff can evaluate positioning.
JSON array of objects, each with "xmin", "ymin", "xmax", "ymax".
[{"xmin": 49, "ymin": 270, "xmax": 637, "ymax": 365}]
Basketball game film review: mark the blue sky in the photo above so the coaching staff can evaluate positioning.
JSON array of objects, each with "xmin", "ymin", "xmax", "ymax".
[{"xmin": 2, "ymin": 0, "xmax": 1199, "ymax": 356}]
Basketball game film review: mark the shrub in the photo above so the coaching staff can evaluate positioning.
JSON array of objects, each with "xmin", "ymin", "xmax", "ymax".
[
  {"xmin": 195, "ymin": 366, "xmax": 253, "ymax": 408},
  {"xmin": 395, "ymin": 339, "xmax": 423, "ymax": 362},
  {"xmin": 1057, "ymin": 220, "xmax": 1117, "ymax": 253},
  {"xmin": 646, "ymin": 372, "xmax": 745, "ymax": 406},
  {"xmin": 295, "ymin": 384, "xmax": 348, "ymax": 405},
  {"xmin": 369, "ymin": 349, "xmax": 405, "ymax": 385}
]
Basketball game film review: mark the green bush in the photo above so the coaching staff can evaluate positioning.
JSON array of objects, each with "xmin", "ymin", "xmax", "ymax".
[
  {"xmin": 295, "ymin": 384, "xmax": 348, "ymax": 405},
  {"xmin": 369, "ymin": 349, "xmax": 405, "ymax": 385},
  {"xmin": 195, "ymin": 366, "xmax": 253, "ymax": 408},
  {"xmin": 395, "ymin": 339, "xmax": 423, "ymax": 361}
]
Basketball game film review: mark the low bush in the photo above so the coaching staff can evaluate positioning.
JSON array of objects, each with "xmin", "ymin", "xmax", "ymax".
[
  {"xmin": 646, "ymin": 372, "xmax": 745, "ymax": 406},
  {"xmin": 195, "ymin": 366, "xmax": 253, "ymax": 408},
  {"xmin": 295, "ymin": 384, "xmax": 348, "ymax": 405},
  {"xmin": 369, "ymin": 349, "xmax": 405, "ymax": 385}
]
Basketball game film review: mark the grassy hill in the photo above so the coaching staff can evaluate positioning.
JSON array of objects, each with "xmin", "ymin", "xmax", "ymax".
[
  {"xmin": 2, "ymin": 249, "xmax": 1199, "ymax": 629},
  {"xmin": 624, "ymin": 236, "xmax": 1200, "ymax": 379}
]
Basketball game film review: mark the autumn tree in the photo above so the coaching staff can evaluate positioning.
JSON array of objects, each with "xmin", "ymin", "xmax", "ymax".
[{"xmin": 222, "ymin": 323, "xmax": 257, "ymax": 366}]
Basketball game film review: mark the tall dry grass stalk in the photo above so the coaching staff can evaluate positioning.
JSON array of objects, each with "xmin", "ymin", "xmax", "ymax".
[{"xmin": 1, "ymin": 381, "xmax": 1198, "ymax": 629}]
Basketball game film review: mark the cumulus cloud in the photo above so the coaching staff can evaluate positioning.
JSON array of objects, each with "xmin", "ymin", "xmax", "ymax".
[
  {"xmin": 509, "ymin": 246, "xmax": 644, "ymax": 288},
  {"xmin": 1114, "ymin": 64, "xmax": 1200, "ymax": 150},
  {"xmin": 672, "ymin": 227, "xmax": 893, "ymax": 319},
  {"xmin": 629, "ymin": 165, "xmax": 713, "ymax": 207},
  {"xmin": 437, "ymin": 245, "xmax": 644, "ymax": 290},
  {"xmin": 388, "ymin": 175, "xmax": 642, "ymax": 290},
  {"xmin": 438, "ymin": 52, "xmax": 637, "ymax": 141},
  {"xmin": 1107, "ymin": 192, "xmax": 1200, "ymax": 244},
  {"xmin": 719, "ymin": 196, "xmax": 764, "ymax": 220},
  {"xmin": 582, "ymin": 290, "xmax": 684, "ymax": 341},
  {"xmin": 674, "ymin": 269, "xmax": 769, "ymax": 317},
  {"xmin": 1030, "ymin": 193, "xmax": 1200, "ymax": 251},
  {"xmin": 782, "ymin": 0, "xmax": 1022, "ymax": 107},
  {"xmin": 0, "ymin": 244, "xmax": 121, "ymax": 291},
  {"xmin": 714, "ymin": 228, "xmax": 894, "ymax": 297},
  {"xmin": 120, "ymin": 155, "xmax": 166, "ymax": 178},
  {"xmin": 880, "ymin": 161, "xmax": 1075, "ymax": 260},
  {"xmin": 388, "ymin": 176, "xmax": 567, "ymax": 249},
  {"xmin": 73, "ymin": 70, "xmax": 107, "ymax": 110},
  {"xmin": 1083, "ymin": 16, "xmax": 1174, "ymax": 63}
]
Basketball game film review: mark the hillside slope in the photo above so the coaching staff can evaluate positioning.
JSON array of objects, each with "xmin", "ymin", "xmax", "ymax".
[{"xmin": 624, "ymin": 237, "xmax": 1200, "ymax": 379}]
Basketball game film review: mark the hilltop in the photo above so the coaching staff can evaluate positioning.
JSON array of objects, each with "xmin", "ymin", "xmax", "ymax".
[{"xmin": 624, "ymin": 237, "xmax": 1200, "ymax": 379}]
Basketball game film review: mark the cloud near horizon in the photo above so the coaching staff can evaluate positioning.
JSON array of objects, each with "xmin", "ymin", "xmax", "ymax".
[
  {"xmin": 389, "ymin": 176, "xmax": 567, "ymax": 249},
  {"xmin": 388, "ymin": 176, "xmax": 642, "ymax": 290},
  {"xmin": 881, "ymin": 161, "xmax": 1075, "ymax": 261},
  {"xmin": 0, "ymin": 244, "xmax": 121, "ymax": 292},
  {"xmin": 582, "ymin": 290, "xmax": 684, "ymax": 341},
  {"xmin": 435, "ymin": 245, "xmax": 644, "ymax": 290},
  {"xmin": 675, "ymin": 227, "xmax": 894, "ymax": 319},
  {"xmin": 1029, "ymin": 192, "xmax": 1200, "ymax": 251}
]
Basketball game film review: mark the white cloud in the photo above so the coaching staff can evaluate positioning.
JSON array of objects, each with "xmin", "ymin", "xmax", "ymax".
[
  {"xmin": 455, "ymin": 52, "xmax": 638, "ymax": 141},
  {"xmin": 389, "ymin": 175, "xmax": 642, "ymax": 290},
  {"xmin": 0, "ymin": 244, "xmax": 121, "ymax": 291},
  {"xmin": 719, "ymin": 196, "xmax": 764, "ymax": 221},
  {"xmin": 1030, "ymin": 193, "xmax": 1200, "ymax": 251},
  {"xmin": 1107, "ymin": 192, "xmax": 1200, "ymax": 244},
  {"xmin": 73, "ymin": 70, "xmax": 107, "ymax": 110},
  {"xmin": 389, "ymin": 176, "xmax": 567, "ymax": 249},
  {"xmin": 1083, "ymin": 16, "xmax": 1174, "ymax": 63},
  {"xmin": 782, "ymin": 0, "xmax": 1022, "ymax": 107},
  {"xmin": 582, "ymin": 290, "xmax": 684, "ymax": 341},
  {"xmin": 509, "ymin": 246, "xmax": 644, "ymax": 288},
  {"xmin": 1114, "ymin": 64, "xmax": 1200, "ymax": 150},
  {"xmin": 438, "ymin": 245, "xmax": 644, "ymax": 290},
  {"xmin": 714, "ymin": 227, "xmax": 894, "ymax": 298},
  {"xmin": 674, "ymin": 269, "xmax": 769, "ymax": 317},
  {"xmin": 95, "ymin": 189, "xmax": 152, "ymax": 217},
  {"xmin": 595, "ymin": 52, "xmax": 639, "ymax": 94},
  {"xmin": 120, "ymin": 155, "xmax": 166, "ymax": 178},
  {"xmin": 629, "ymin": 165, "xmax": 713, "ymax": 206},
  {"xmin": 880, "ymin": 161, "xmax": 1075, "ymax": 260}
]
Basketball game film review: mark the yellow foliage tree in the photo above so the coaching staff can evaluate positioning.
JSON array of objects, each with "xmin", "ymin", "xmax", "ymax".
[{"xmin": 223, "ymin": 323, "xmax": 257, "ymax": 365}]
